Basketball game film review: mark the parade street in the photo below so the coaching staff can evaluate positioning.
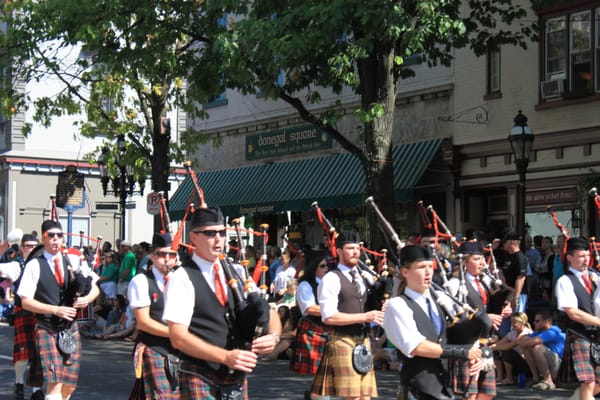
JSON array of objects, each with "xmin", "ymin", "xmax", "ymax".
[{"xmin": 0, "ymin": 322, "xmax": 576, "ymax": 400}]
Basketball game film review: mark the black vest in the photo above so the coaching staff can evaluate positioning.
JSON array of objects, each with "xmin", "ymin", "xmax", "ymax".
[
  {"xmin": 563, "ymin": 270, "xmax": 597, "ymax": 334},
  {"xmin": 137, "ymin": 269, "xmax": 175, "ymax": 355},
  {"xmin": 183, "ymin": 261, "xmax": 243, "ymax": 380},
  {"xmin": 465, "ymin": 278, "xmax": 487, "ymax": 312},
  {"xmin": 33, "ymin": 255, "xmax": 71, "ymax": 308},
  {"xmin": 400, "ymin": 291, "xmax": 449, "ymax": 398},
  {"xmin": 328, "ymin": 268, "xmax": 367, "ymax": 336}
]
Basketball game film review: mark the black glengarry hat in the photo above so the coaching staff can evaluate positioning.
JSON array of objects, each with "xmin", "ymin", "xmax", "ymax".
[
  {"xmin": 335, "ymin": 231, "xmax": 360, "ymax": 248},
  {"xmin": 400, "ymin": 245, "xmax": 433, "ymax": 265},
  {"xmin": 41, "ymin": 220, "xmax": 62, "ymax": 233},
  {"xmin": 152, "ymin": 233, "xmax": 173, "ymax": 249},
  {"xmin": 458, "ymin": 241, "xmax": 483, "ymax": 255},
  {"xmin": 566, "ymin": 237, "xmax": 589, "ymax": 252},
  {"xmin": 191, "ymin": 207, "xmax": 224, "ymax": 229}
]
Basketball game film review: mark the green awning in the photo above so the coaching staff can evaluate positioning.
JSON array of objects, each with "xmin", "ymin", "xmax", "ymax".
[{"xmin": 169, "ymin": 138, "xmax": 444, "ymax": 220}]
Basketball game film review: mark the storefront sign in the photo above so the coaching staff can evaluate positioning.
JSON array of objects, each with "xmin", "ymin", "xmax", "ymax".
[
  {"xmin": 525, "ymin": 187, "xmax": 578, "ymax": 206},
  {"xmin": 239, "ymin": 205, "xmax": 276, "ymax": 214},
  {"xmin": 246, "ymin": 125, "xmax": 331, "ymax": 160}
]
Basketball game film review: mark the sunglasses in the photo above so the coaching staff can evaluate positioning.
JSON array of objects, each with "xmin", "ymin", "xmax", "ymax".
[
  {"xmin": 23, "ymin": 243, "xmax": 38, "ymax": 248},
  {"xmin": 192, "ymin": 229, "xmax": 226, "ymax": 238},
  {"xmin": 155, "ymin": 251, "xmax": 177, "ymax": 258},
  {"xmin": 318, "ymin": 263, "xmax": 328, "ymax": 269},
  {"xmin": 46, "ymin": 232, "xmax": 64, "ymax": 239}
]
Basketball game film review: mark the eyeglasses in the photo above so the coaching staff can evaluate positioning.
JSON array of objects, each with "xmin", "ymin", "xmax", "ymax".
[
  {"xmin": 46, "ymin": 232, "xmax": 64, "ymax": 239},
  {"xmin": 192, "ymin": 229, "xmax": 227, "ymax": 238},
  {"xmin": 155, "ymin": 251, "xmax": 177, "ymax": 258}
]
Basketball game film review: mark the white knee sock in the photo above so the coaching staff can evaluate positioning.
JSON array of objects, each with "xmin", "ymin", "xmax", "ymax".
[
  {"xmin": 45, "ymin": 395, "xmax": 62, "ymax": 400},
  {"xmin": 14, "ymin": 360, "xmax": 28, "ymax": 384}
]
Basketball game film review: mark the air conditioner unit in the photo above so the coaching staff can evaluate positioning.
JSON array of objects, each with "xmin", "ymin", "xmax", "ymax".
[{"xmin": 540, "ymin": 78, "xmax": 565, "ymax": 99}]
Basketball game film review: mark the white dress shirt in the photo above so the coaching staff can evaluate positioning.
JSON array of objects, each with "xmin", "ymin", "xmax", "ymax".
[{"xmin": 318, "ymin": 264, "xmax": 366, "ymax": 321}]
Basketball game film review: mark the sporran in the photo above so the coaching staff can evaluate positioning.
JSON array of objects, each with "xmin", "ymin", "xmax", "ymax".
[{"xmin": 352, "ymin": 343, "xmax": 373, "ymax": 375}]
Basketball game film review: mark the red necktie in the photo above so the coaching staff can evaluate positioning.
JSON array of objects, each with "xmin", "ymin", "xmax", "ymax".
[
  {"xmin": 582, "ymin": 273, "xmax": 593, "ymax": 295},
  {"xmin": 162, "ymin": 274, "xmax": 169, "ymax": 292},
  {"xmin": 213, "ymin": 264, "xmax": 227, "ymax": 306},
  {"xmin": 474, "ymin": 277, "xmax": 488, "ymax": 305},
  {"xmin": 53, "ymin": 256, "xmax": 64, "ymax": 287}
]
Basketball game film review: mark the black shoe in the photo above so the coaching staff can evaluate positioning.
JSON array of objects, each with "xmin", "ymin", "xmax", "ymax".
[
  {"xmin": 13, "ymin": 383, "xmax": 24, "ymax": 400},
  {"xmin": 30, "ymin": 389, "xmax": 44, "ymax": 400}
]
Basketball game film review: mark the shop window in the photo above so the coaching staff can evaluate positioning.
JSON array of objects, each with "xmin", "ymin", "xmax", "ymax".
[{"xmin": 540, "ymin": 4, "xmax": 600, "ymax": 102}]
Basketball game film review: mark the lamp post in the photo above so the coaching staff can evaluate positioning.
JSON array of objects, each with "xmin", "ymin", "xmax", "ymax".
[
  {"xmin": 97, "ymin": 135, "xmax": 144, "ymax": 240},
  {"xmin": 508, "ymin": 110, "xmax": 534, "ymax": 239}
]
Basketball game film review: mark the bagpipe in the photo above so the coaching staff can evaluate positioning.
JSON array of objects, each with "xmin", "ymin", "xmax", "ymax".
[
  {"xmin": 368, "ymin": 196, "xmax": 492, "ymax": 346},
  {"xmin": 481, "ymin": 243, "xmax": 513, "ymax": 314},
  {"xmin": 181, "ymin": 161, "xmax": 270, "ymax": 346},
  {"xmin": 312, "ymin": 200, "xmax": 394, "ymax": 310}
]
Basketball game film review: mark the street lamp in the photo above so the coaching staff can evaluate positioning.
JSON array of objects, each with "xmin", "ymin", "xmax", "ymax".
[
  {"xmin": 97, "ymin": 135, "xmax": 145, "ymax": 239},
  {"xmin": 508, "ymin": 110, "xmax": 534, "ymax": 239}
]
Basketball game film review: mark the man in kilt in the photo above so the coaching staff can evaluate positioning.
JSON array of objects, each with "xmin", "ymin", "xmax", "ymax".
[
  {"xmin": 555, "ymin": 237, "xmax": 600, "ymax": 400},
  {"xmin": 291, "ymin": 255, "xmax": 331, "ymax": 399},
  {"xmin": 383, "ymin": 245, "xmax": 483, "ymax": 400},
  {"xmin": 17, "ymin": 220, "xmax": 100, "ymax": 400},
  {"xmin": 310, "ymin": 232, "xmax": 384, "ymax": 400},
  {"xmin": 128, "ymin": 232, "xmax": 180, "ymax": 399},
  {"xmin": 163, "ymin": 207, "xmax": 281, "ymax": 400},
  {"xmin": 447, "ymin": 241, "xmax": 511, "ymax": 400},
  {"xmin": 11, "ymin": 233, "xmax": 45, "ymax": 400}
]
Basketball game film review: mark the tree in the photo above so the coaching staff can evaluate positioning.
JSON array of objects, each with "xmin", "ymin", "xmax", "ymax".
[
  {"xmin": 0, "ymin": 0, "xmax": 224, "ymax": 230},
  {"xmin": 184, "ymin": 0, "xmax": 536, "ymax": 246}
]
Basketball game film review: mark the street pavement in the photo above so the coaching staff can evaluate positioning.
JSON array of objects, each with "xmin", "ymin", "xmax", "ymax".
[{"xmin": 0, "ymin": 321, "xmax": 575, "ymax": 399}]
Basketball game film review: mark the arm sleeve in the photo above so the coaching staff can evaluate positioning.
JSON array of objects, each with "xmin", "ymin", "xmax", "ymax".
[
  {"xmin": 127, "ymin": 274, "xmax": 150, "ymax": 309},
  {"xmin": 318, "ymin": 272, "xmax": 341, "ymax": 321},
  {"xmin": 162, "ymin": 268, "xmax": 195, "ymax": 326},
  {"xmin": 383, "ymin": 297, "xmax": 426, "ymax": 358},
  {"xmin": 296, "ymin": 281, "xmax": 316, "ymax": 316}
]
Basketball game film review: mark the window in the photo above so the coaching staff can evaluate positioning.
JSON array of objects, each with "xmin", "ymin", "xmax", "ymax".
[
  {"xmin": 487, "ymin": 48, "xmax": 501, "ymax": 94},
  {"xmin": 540, "ymin": 4, "xmax": 600, "ymax": 101},
  {"xmin": 570, "ymin": 11, "xmax": 592, "ymax": 93}
]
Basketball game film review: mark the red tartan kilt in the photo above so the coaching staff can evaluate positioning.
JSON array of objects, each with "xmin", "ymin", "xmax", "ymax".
[
  {"xmin": 12, "ymin": 307, "xmax": 37, "ymax": 363},
  {"xmin": 557, "ymin": 331, "xmax": 600, "ymax": 387},
  {"xmin": 290, "ymin": 317, "xmax": 330, "ymax": 375}
]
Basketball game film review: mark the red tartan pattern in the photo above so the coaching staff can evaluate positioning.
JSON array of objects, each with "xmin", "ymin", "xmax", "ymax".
[
  {"xmin": 570, "ymin": 337, "xmax": 600, "ymax": 384},
  {"xmin": 558, "ymin": 332, "xmax": 600, "ymax": 386},
  {"xmin": 290, "ymin": 318, "xmax": 330, "ymax": 375},
  {"xmin": 36, "ymin": 323, "xmax": 81, "ymax": 386},
  {"xmin": 141, "ymin": 345, "xmax": 179, "ymax": 400},
  {"xmin": 179, "ymin": 361, "xmax": 247, "ymax": 400},
  {"xmin": 451, "ymin": 358, "xmax": 496, "ymax": 396},
  {"xmin": 12, "ymin": 307, "xmax": 37, "ymax": 363},
  {"xmin": 310, "ymin": 335, "xmax": 377, "ymax": 398}
]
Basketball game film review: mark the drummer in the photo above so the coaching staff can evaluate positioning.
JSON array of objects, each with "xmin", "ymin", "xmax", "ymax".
[{"xmin": 383, "ymin": 245, "xmax": 482, "ymax": 399}]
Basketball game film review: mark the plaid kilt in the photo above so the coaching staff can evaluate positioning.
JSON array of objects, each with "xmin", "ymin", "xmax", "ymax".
[
  {"xmin": 141, "ymin": 345, "xmax": 179, "ymax": 400},
  {"xmin": 310, "ymin": 335, "xmax": 377, "ymax": 398},
  {"xmin": 451, "ymin": 358, "xmax": 496, "ymax": 397},
  {"xmin": 13, "ymin": 307, "xmax": 37, "ymax": 363},
  {"xmin": 290, "ymin": 317, "xmax": 330, "ymax": 375},
  {"xmin": 36, "ymin": 322, "xmax": 81, "ymax": 386},
  {"xmin": 179, "ymin": 361, "xmax": 247, "ymax": 400},
  {"xmin": 557, "ymin": 331, "xmax": 600, "ymax": 386}
]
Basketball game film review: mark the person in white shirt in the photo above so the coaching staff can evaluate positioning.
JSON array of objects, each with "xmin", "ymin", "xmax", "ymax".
[
  {"xmin": 163, "ymin": 207, "xmax": 280, "ymax": 399},
  {"xmin": 127, "ymin": 232, "xmax": 179, "ymax": 399},
  {"xmin": 17, "ymin": 220, "xmax": 99, "ymax": 400},
  {"xmin": 555, "ymin": 237, "xmax": 600, "ymax": 400}
]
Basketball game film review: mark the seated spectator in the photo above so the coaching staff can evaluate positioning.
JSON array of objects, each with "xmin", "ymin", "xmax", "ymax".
[
  {"xmin": 270, "ymin": 249, "xmax": 296, "ymax": 301},
  {"xmin": 262, "ymin": 305, "xmax": 301, "ymax": 361},
  {"xmin": 372, "ymin": 332, "xmax": 401, "ymax": 371},
  {"xmin": 97, "ymin": 252, "xmax": 119, "ymax": 298},
  {"xmin": 276, "ymin": 278, "xmax": 297, "ymax": 307},
  {"xmin": 517, "ymin": 310, "xmax": 565, "ymax": 390},
  {"xmin": 492, "ymin": 312, "xmax": 533, "ymax": 385}
]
